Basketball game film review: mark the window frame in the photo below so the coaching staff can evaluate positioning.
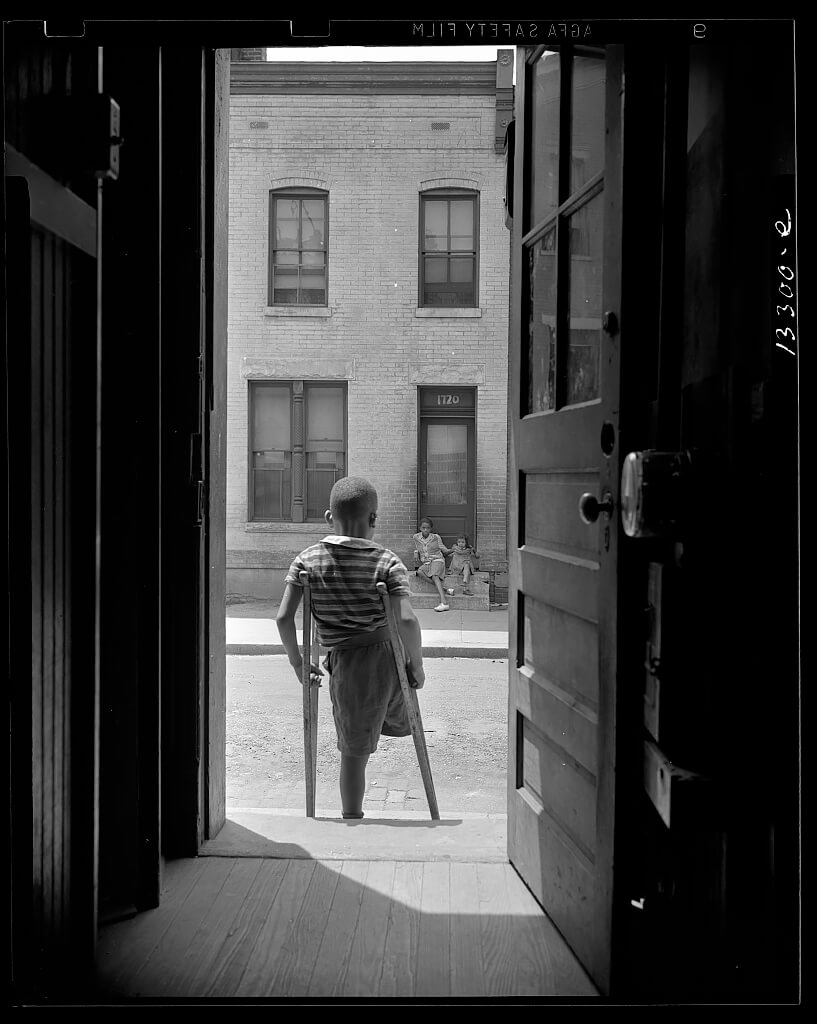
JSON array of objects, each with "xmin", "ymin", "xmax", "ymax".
[
  {"xmin": 248, "ymin": 380, "xmax": 347, "ymax": 523},
  {"xmin": 268, "ymin": 187, "xmax": 329, "ymax": 307},
  {"xmin": 418, "ymin": 188, "xmax": 479, "ymax": 309}
]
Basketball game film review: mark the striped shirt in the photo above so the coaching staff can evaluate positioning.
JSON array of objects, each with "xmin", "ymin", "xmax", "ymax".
[{"xmin": 285, "ymin": 535, "xmax": 410, "ymax": 648}]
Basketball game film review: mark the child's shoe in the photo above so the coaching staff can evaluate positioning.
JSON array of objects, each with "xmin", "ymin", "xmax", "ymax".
[
  {"xmin": 434, "ymin": 602, "xmax": 450, "ymax": 612},
  {"xmin": 445, "ymin": 588, "xmax": 455, "ymax": 596}
]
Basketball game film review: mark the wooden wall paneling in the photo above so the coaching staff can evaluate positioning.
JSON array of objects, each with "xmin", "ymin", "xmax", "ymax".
[
  {"xmin": 7, "ymin": 174, "xmax": 35, "ymax": 999},
  {"xmin": 30, "ymin": 225, "xmax": 45, "ymax": 973}
]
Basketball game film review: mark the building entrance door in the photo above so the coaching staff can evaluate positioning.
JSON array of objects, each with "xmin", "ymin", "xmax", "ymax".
[{"xmin": 418, "ymin": 387, "xmax": 476, "ymax": 549}]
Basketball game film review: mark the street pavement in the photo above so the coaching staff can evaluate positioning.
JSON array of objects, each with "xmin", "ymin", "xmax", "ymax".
[
  {"xmin": 226, "ymin": 600, "xmax": 509, "ymax": 658},
  {"xmin": 226, "ymin": 653, "xmax": 509, "ymax": 818}
]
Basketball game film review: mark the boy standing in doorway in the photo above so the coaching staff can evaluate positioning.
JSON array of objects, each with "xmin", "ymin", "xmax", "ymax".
[{"xmin": 276, "ymin": 477, "xmax": 425, "ymax": 820}]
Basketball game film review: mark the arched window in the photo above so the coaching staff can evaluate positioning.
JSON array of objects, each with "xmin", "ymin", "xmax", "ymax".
[
  {"xmin": 419, "ymin": 188, "xmax": 479, "ymax": 308},
  {"xmin": 269, "ymin": 188, "xmax": 328, "ymax": 305}
]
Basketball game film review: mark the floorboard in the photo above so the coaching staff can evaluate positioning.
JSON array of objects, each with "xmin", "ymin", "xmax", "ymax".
[
  {"xmin": 266, "ymin": 859, "xmax": 342, "ymax": 997},
  {"xmin": 476, "ymin": 861, "xmax": 517, "ymax": 997},
  {"xmin": 200, "ymin": 859, "xmax": 289, "ymax": 998},
  {"xmin": 128, "ymin": 857, "xmax": 237, "ymax": 997},
  {"xmin": 95, "ymin": 856, "xmax": 600, "ymax": 1000},
  {"xmin": 171, "ymin": 858, "xmax": 266, "ymax": 998},
  {"xmin": 378, "ymin": 860, "xmax": 423, "ymax": 997},
  {"xmin": 235, "ymin": 860, "xmax": 316, "ymax": 997},
  {"xmin": 341, "ymin": 860, "xmax": 395, "ymax": 996},
  {"xmin": 307, "ymin": 860, "xmax": 370, "ymax": 996},
  {"xmin": 450, "ymin": 861, "xmax": 485, "ymax": 998},
  {"xmin": 415, "ymin": 861, "xmax": 451, "ymax": 998}
]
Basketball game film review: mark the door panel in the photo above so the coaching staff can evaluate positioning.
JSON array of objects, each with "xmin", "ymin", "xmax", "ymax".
[
  {"xmin": 508, "ymin": 45, "xmax": 623, "ymax": 995},
  {"xmin": 419, "ymin": 417, "xmax": 475, "ymax": 547}
]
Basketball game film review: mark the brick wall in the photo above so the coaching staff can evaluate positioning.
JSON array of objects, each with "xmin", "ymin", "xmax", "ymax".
[{"xmin": 227, "ymin": 73, "xmax": 509, "ymax": 599}]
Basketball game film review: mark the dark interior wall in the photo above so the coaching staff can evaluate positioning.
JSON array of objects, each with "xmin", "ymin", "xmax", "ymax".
[
  {"xmin": 638, "ymin": 38, "xmax": 797, "ymax": 1000},
  {"xmin": 6, "ymin": 27, "xmax": 224, "ymax": 996},
  {"xmin": 613, "ymin": 35, "xmax": 798, "ymax": 1002},
  {"xmin": 97, "ymin": 44, "xmax": 163, "ymax": 922},
  {"xmin": 5, "ymin": 26, "xmax": 103, "ymax": 999}
]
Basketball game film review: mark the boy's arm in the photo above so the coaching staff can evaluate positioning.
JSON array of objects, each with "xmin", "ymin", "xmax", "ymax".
[
  {"xmin": 391, "ymin": 593, "xmax": 425, "ymax": 689},
  {"xmin": 276, "ymin": 583, "xmax": 322, "ymax": 685}
]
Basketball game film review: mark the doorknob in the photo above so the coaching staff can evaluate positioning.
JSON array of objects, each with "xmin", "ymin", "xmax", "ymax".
[{"xmin": 579, "ymin": 491, "xmax": 614, "ymax": 524}]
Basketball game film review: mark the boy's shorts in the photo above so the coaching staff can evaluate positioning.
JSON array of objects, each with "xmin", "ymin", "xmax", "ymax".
[
  {"xmin": 417, "ymin": 558, "xmax": 445, "ymax": 580},
  {"xmin": 323, "ymin": 627, "xmax": 411, "ymax": 757}
]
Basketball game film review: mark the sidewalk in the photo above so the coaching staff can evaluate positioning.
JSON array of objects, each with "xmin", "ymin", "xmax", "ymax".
[{"xmin": 226, "ymin": 600, "xmax": 508, "ymax": 658}]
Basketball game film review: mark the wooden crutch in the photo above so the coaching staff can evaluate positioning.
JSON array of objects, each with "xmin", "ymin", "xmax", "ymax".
[
  {"xmin": 299, "ymin": 570, "xmax": 319, "ymax": 817},
  {"xmin": 376, "ymin": 582, "xmax": 440, "ymax": 820}
]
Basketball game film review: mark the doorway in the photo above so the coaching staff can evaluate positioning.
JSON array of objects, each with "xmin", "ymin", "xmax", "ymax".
[{"xmin": 418, "ymin": 387, "xmax": 476, "ymax": 549}]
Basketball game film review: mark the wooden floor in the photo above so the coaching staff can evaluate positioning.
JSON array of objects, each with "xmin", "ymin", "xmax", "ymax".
[{"xmin": 95, "ymin": 856, "xmax": 598, "ymax": 1000}]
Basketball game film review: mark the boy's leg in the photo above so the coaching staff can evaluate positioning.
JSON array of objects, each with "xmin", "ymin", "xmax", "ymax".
[{"xmin": 340, "ymin": 753, "xmax": 370, "ymax": 817}]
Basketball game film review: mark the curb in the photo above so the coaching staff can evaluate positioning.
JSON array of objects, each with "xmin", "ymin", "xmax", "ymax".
[{"xmin": 226, "ymin": 644, "xmax": 508, "ymax": 659}]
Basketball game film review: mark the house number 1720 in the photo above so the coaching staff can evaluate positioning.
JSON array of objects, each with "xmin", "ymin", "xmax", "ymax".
[{"xmin": 437, "ymin": 394, "xmax": 460, "ymax": 405}]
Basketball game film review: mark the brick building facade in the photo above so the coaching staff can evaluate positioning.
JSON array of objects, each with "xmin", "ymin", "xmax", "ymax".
[{"xmin": 226, "ymin": 55, "xmax": 512, "ymax": 601}]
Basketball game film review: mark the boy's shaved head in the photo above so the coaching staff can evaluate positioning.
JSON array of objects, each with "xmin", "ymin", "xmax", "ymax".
[{"xmin": 329, "ymin": 476, "xmax": 378, "ymax": 521}]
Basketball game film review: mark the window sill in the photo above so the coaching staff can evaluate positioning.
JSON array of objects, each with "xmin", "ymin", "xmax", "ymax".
[
  {"xmin": 245, "ymin": 521, "xmax": 328, "ymax": 533},
  {"xmin": 264, "ymin": 306, "xmax": 332, "ymax": 317},
  {"xmin": 415, "ymin": 307, "xmax": 482, "ymax": 318}
]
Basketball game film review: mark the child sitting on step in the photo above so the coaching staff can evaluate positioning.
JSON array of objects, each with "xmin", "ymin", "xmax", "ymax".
[
  {"xmin": 276, "ymin": 477, "xmax": 425, "ymax": 821},
  {"xmin": 449, "ymin": 535, "xmax": 479, "ymax": 595},
  {"xmin": 412, "ymin": 517, "xmax": 455, "ymax": 612}
]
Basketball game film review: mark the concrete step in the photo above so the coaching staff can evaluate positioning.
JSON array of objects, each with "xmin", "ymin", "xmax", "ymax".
[
  {"xmin": 409, "ymin": 572, "xmax": 489, "ymax": 610},
  {"xmin": 409, "ymin": 570, "xmax": 488, "ymax": 592}
]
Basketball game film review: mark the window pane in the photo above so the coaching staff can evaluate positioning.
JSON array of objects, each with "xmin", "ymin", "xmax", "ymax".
[
  {"xmin": 306, "ymin": 451, "xmax": 344, "ymax": 520},
  {"xmin": 272, "ymin": 266, "xmax": 299, "ymax": 304},
  {"xmin": 301, "ymin": 200, "xmax": 325, "ymax": 249},
  {"xmin": 252, "ymin": 385, "xmax": 291, "ymax": 450},
  {"xmin": 526, "ymin": 226, "xmax": 557, "ymax": 412},
  {"xmin": 423, "ymin": 201, "xmax": 448, "ymax": 250},
  {"xmin": 307, "ymin": 386, "xmax": 343, "ymax": 441},
  {"xmin": 275, "ymin": 198, "xmax": 300, "ymax": 248},
  {"xmin": 566, "ymin": 192, "xmax": 603, "ymax": 405},
  {"xmin": 301, "ymin": 251, "xmax": 325, "ymax": 267},
  {"xmin": 424, "ymin": 257, "xmax": 447, "ymax": 283},
  {"xmin": 530, "ymin": 51, "xmax": 560, "ymax": 227},
  {"xmin": 274, "ymin": 251, "xmax": 299, "ymax": 266},
  {"xmin": 449, "ymin": 257, "xmax": 474, "ymax": 283},
  {"xmin": 300, "ymin": 268, "xmax": 326, "ymax": 288},
  {"xmin": 426, "ymin": 424, "xmax": 468, "ymax": 505},
  {"xmin": 424, "ymin": 281, "xmax": 475, "ymax": 307},
  {"xmin": 253, "ymin": 459, "xmax": 291, "ymax": 520},
  {"xmin": 570, "ymin": 56, "xmax": 606, "ymax": 194},
  {"xmin": 450, "ymin": 201, "xmax": 474, "ymax": 249}
]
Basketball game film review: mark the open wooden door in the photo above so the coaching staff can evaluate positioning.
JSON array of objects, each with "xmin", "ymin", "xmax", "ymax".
[{"xmin": 507, "ymin": 44, "xmax": 623, "ymax": 994}]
